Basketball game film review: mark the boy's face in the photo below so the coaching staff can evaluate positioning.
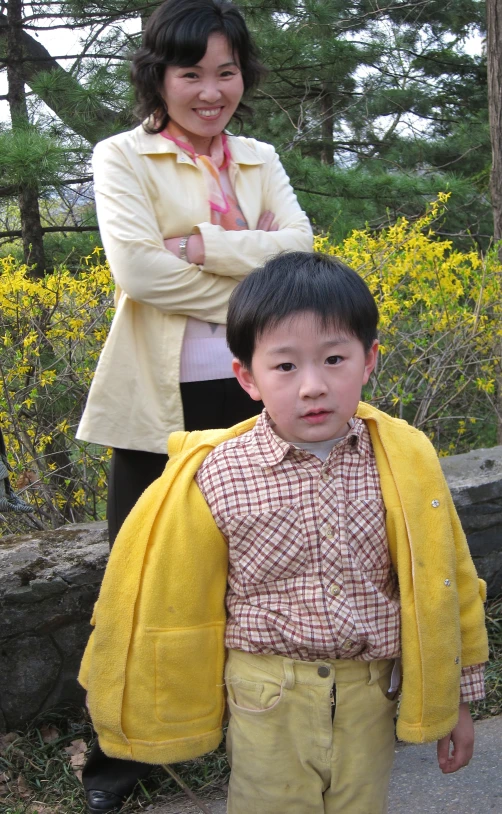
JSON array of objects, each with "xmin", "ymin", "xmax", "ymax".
[{"xmin": 233, "ymin": 312, "xmax": 378, "ymax": 444}]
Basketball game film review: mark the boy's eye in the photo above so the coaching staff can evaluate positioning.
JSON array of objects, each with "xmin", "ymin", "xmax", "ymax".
[
  {"xmin": 277, "ymin": 362, "xmax": 295, "ymax": 372},
  {"xmin": 326, "ymin": 355, "xmax": 343, "ymax": 365}
]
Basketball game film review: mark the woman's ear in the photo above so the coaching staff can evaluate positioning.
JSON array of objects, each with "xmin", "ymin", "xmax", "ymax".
[{"xmin": 232, "ymin": 359, "xmax": 262, "ymax": 402}]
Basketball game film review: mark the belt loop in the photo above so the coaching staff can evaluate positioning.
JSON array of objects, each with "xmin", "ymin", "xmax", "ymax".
[
  {"xmin": 282, "ymin": 660, "xmax": 296, "ymax": 690},
  {"xmin": 368, "ymin": 661, "xmax": 380, "ymax": 685}
]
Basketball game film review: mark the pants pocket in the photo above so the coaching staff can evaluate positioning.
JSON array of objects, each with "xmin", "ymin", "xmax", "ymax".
[{"xmin": 225, "ymin": 655, "xmax": 284, "ymax": 714}]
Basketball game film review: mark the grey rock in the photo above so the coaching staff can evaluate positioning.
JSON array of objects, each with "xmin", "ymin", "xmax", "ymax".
[
  {"xmin": 441, "ymin": 445, "xmax": 502, "ymax": 597},
  {"xmin": 0, "ymin": 634, "xmax": 61, "ymax": 724},
  {"xmin": 0, "ymin": 520, "xmax": 108, "ymax": 730}
]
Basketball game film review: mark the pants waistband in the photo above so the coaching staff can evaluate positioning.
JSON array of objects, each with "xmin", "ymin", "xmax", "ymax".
[{"xmin": 228, "ymin": 649, "xmax": 394, "ymax": 689}]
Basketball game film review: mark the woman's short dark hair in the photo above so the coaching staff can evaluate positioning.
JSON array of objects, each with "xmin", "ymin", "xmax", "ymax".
[
  {"xmin": 226, "ymin": 252, "xmax": 379, "ymax": 368},
  {"xmin": 131, "ymin": 0, "xmax": 266, "ymax": 134}
]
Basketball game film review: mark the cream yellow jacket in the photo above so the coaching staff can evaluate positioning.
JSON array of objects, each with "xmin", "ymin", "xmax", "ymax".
[
  {"xmin": 76, "ymin": 126, "xmax": 313, "ymax": 453},
  {"xmin": 79, "ymin": 404, "xmax": 488, "ymax": 764}
]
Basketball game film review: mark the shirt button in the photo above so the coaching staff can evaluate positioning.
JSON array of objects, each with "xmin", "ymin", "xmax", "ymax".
[
  {"xmin": 317, "ymin": 665, "xmax": 331, "ymax": 678},
  {"xmin": 322, "ymin": 525, "xmax": 335, "ymax": 540},
  {"xmin": 329, "ymin": 584, "xmax": 341, "ymax": 596},
  {"xmin": 321, "ymin": 471, "xmax": 330, "ymax": 482}
]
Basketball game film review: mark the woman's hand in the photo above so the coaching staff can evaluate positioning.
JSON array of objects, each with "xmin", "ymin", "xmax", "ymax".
[
  {"xmin": 436, "ymin": 702, "xmax": 475, "ymax": 773},
  {"xmin": 164, "ymin": 234, "xmax": 205, "ymax": 265},
  {"xmin": 257, "ymin": 210, "xmax": 279, "ymax": 232},
  {"xmin": 164, "ymin": 210, "xmax": 278, "ymax": 265}
]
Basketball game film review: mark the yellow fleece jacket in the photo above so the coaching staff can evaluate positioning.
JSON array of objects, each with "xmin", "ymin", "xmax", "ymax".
[{"xmin": 79, "ymin": 403, "xmax": 488, "ymax": 764}]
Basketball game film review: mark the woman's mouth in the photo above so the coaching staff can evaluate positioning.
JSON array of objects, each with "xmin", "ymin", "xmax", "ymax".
[{"xmin": 195, "ymin": 107, "xmax": 223, "ymax": 120}]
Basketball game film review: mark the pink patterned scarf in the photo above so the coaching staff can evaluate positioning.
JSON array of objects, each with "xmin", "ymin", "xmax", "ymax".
[{"xmin": 161, "ymin": 122, "xmax": 247, "ymax": 230}]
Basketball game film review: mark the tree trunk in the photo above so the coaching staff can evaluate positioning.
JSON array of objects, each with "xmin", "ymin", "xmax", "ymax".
[
  {"xmin": 6, "ymin": 0, "xmax": 46, "ymax": 277},
  {"xmin": 486, "ymin": 0, "xmax": 502, "ymax": 442},
  {"xmin": 320, "ymin": 85, "xmax": 335, "ymax": 166},
  {"xmin": 487, "ymin": 0, "xmax": 502, "ymax": 243}
]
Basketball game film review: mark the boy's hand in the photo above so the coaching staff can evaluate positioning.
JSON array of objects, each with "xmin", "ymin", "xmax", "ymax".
[{"xmin": 436, "ymin": 702, "xmax": 474, "ymax": 773}]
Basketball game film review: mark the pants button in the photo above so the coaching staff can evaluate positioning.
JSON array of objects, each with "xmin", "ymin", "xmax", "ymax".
[{"xmin": 317, "ymin": 665, "xmax": 331, "ymax": 678}]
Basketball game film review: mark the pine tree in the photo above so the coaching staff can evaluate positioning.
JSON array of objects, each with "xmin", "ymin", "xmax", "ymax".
[{"xmin": 0, "ymin": 0, "xmax": 494, "ymax": 260}]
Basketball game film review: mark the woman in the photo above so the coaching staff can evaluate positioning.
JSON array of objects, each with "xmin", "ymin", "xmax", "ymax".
[{"xmin": 78, "ymin": 0, "xmax": 312, "ymax": 810}]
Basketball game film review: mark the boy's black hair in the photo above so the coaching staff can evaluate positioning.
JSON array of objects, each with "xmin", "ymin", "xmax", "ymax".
[
  {"xmin": 131, "ymin": 0, "xmax": 266, "ymax": 134},
  {"xmin": 226, "ymin": 252, "xmax": 379, "ymax": 368}
]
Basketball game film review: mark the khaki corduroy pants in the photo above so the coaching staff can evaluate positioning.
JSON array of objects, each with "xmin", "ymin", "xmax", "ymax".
[{"xmin": 225, "ymin": 649, "xmax": 398, "ymax": 814}]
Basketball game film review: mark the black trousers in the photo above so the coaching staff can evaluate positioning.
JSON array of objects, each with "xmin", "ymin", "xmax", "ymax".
[{"xmin": 83, "ymin": 378, "xmax": 261, "ymax": 795}]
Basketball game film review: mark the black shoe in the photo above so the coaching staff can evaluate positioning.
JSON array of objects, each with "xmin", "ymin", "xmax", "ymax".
[{"xmin": 86, "ymin": 790, "xmax": 124, "ymax": 813}]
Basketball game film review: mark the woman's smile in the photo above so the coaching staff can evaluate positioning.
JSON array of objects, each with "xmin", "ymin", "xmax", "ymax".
[{"xmin": 163, "ymin": 33, "xmax": 244, "ymax": 154}]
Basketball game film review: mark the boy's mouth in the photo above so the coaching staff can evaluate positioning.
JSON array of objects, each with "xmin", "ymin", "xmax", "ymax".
[{"xmin": 301, "ymin": 409, "xmax": 332, "ymax": 424}]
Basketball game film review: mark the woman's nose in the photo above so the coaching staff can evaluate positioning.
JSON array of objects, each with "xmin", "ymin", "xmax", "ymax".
[{"xmin": 199, "ymin": 81, "xmax": 222, "ymax": 103}]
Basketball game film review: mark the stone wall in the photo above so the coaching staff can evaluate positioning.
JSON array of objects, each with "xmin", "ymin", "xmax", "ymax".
[
  {"xmin": 1, "ymin": 446, "xmax": 502, "ymax": 731},
  {"xmin": 440, "ymin": 445, "xmax": 502, "ymax": 598},
  {"xmin": 0, "ymin": 522, "xmax": 108, "ymax": 731}
]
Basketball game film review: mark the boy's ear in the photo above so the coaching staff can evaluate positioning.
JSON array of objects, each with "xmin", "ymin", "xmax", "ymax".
[
  {"xmin": 362, "ymin": 340, "xmax": 379, "ymax": 385},
  {"xmin": 232, "ymin": 359, "xmax": 262, "ymax": 402}
]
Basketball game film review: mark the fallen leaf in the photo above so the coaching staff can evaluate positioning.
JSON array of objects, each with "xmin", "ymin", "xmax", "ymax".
[
  {"xmin": 0, "ymin": 732, "xmax": 17, "ymax": 753},
  {"xmin": 70, "ymin": 752, "xmax": 86, "ymax": 769},
  {"xmin": 40, "ymin": 724, "xmax": 59, "ymax": 744},
  {"xmin": 0, "ymin": 771, "xmax": 9, "ymax": 784},
  {"xmin": 74, "ymin": 768, "xmax": 83, "ymax": 784},
  {"xmin": 17, "ymin": 774, "xmax": 31, "ymax": 798},
  {"xmin": 64, "ymin": 738, "xmax": 87, "ymax": 757}
]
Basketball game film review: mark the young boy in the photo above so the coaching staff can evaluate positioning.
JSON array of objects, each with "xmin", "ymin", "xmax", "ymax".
[{"xmin": 80, "ymin": 252, "xmax": 488, "ymax": 814}]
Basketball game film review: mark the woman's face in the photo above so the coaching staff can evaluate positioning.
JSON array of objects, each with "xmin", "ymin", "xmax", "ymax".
[{"xmin": 162, "ymin": 33, "xmax": 244, "ymax": 154}]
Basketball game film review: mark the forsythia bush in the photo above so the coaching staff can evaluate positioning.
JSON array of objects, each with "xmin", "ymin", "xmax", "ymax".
[
  {"xmin": 0, "ymin": 197, "xmax": 501, "ymax": 532},
  {"xmin": 315, "ymin": 194, "xmax": 502, "ymax": 454},
  {"xmin": 0, "ymin": 248, "xmax": 114, "ymax": 532}
]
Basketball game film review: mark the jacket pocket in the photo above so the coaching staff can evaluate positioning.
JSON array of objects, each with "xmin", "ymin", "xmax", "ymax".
[
  {"xmin": 149, "ymin": 623, "xmax": 225, "ymax": 724},
  {"xmin": 226, "ymin": 507, "xmax": 305, "ymax": 584}
]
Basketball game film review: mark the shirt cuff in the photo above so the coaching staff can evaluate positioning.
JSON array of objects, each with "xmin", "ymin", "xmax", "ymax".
[{"xmin": 460, "ymin": 663, "xmax": 485, "ymax": 703}]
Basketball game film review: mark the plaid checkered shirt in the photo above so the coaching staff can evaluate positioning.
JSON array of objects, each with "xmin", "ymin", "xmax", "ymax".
[{"xmin": 195, "ymin": 410, "xmax": 485, "ymax": 702}]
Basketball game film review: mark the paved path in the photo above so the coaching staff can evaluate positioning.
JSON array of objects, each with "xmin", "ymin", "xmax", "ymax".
[{"xmin": 147, "ymin": 715, "xmax": 502, "ymax": 813}]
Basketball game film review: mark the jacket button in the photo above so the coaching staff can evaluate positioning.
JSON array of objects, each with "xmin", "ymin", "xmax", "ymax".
[
  {"xmin": 431, "ymin": 499, "xmax": 440, "ymax": 507},
  {"xmin": 318, "ymin": 665, "xmax": 331, "ymax": 678},
  {"xmin": 454, "ymin": 657, "xmax": 460, "ymax": 664},
  {"xmin": 444, "ymin": 579, "xmax": 451, "ymax": 586}
]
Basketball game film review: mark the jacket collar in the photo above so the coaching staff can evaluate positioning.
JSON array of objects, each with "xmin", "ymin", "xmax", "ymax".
[{"xmin": 133, "ymin": 123, "xmax": 264, "ymax": 166}]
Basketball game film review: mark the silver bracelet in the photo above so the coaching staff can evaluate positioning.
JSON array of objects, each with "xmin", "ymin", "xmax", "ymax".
[{"xmin": 179, "ymin": 235, "xmax": 190, "ymax": 262}]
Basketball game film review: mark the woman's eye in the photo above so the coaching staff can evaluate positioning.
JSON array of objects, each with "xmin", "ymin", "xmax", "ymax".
[
  {"xmin": 182, "ymin": 71, "xmax": 199, "ymax": 79},
  {"xmin": 221, "ymin": 70, "xmax": 238, "ymax": 77},
  {"xmin": 326, "ymin": 355, "xmax": 342, "ymax": 365},
  {"xmin": 277, "ymin": 363, "xmax": 295, "ymax": 372}
]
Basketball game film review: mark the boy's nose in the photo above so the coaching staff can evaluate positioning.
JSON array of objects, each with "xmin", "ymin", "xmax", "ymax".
[{"xmin": 299, "ymin": 371, "xmax": 327, "ymax": 398}]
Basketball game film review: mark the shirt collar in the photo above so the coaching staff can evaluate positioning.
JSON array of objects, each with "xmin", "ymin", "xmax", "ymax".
[
  {"xmin": 248, "ymin": 409, "xmax": 368, "ymax": 469},
  {"xmin": 133, "ymin": 123, "xmax": 265, "ymax": 165}
]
